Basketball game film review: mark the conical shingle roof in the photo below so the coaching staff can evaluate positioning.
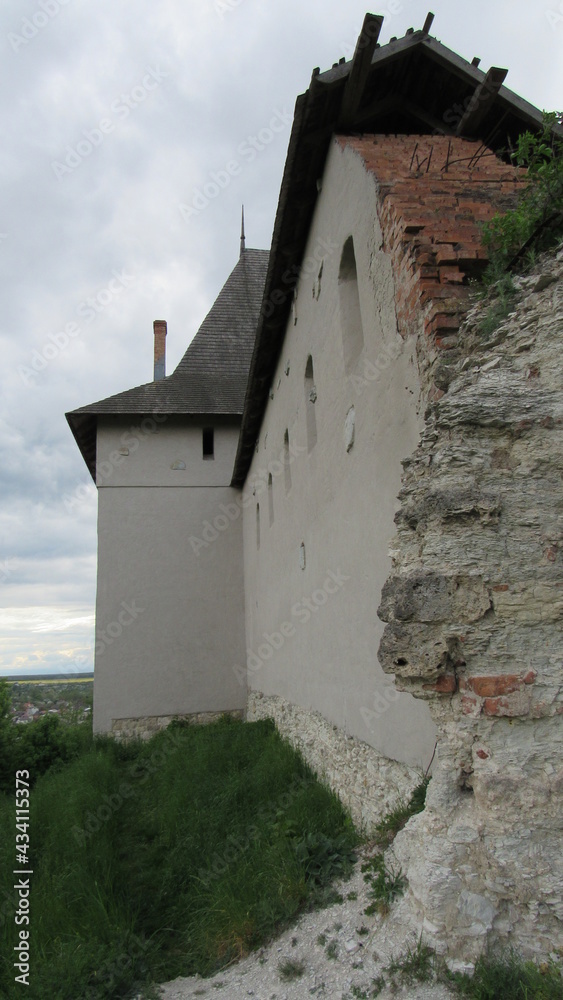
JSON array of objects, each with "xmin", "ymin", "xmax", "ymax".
[{"xmin": 67, "ymin": 248, "xmax": 269, "ymax": 478}]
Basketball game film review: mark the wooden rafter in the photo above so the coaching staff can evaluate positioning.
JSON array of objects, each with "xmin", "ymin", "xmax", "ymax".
[
  {"xmin": 456, "ymin": 66, "xmax": 508, "ymax": 136},
  {"xmin": 337, "ymin": 13, "xmax": 383, "ymax": 128}
]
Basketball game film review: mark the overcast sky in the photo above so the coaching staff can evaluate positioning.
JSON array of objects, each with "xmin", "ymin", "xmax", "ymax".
[{"xmin": 1, "ymin": 0, "xmax": 562, "ymax": 679}]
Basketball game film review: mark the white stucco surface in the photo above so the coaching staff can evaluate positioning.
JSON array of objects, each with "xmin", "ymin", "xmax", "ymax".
[
  {"xmin": 96, "ymin": 416, "xmax": 240, "ymax": 488},
  {"xmin": 93, "ymin": 420, "xmax": 246, "ymax": 732},
  {"xmin": 242, "ymin": 139, "xmax": 436, "ymax": 768}
]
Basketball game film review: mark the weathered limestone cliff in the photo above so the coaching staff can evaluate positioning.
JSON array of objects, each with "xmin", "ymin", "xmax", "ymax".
[{"xmin": 378, "ymin": 248, "xmax": 563, "ymax": 964}]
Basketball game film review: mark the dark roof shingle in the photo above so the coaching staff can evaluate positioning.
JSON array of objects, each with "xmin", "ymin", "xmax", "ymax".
[{"xmin": 66, "ymin": 248, "xmax": 269, "ymax": 478}]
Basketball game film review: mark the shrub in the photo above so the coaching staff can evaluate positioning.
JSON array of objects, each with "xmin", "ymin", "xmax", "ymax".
[
  {"xmin": 362, "ymin": 853, "xmax": 405, "ymax": 916},
  {"xmin": 482, "ymin": 111, "xmax": 563, "ymax": 284}
]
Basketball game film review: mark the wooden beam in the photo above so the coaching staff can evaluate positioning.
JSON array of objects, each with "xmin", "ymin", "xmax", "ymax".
[
  {"xmin": 337, "ymin": 13, "xmax": 383, "ymax": 127},
  {"xmin": 456, "ymin": 66, "xmax": 508, "ymax": 136},
  {"xmin": 422, "ymin": 11, "xmax": 435, "ymax": 34},
  {"xmin": 351, "ymin": 92, "xmax": 452, "ymax": 137}
]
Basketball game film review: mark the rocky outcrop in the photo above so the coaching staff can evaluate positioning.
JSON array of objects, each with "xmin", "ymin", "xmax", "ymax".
[{"xmin": 378, "ymin": 248, "xmax": 563, "ymax": 964}]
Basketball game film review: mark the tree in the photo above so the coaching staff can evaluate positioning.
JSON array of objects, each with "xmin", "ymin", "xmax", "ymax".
[{"xmin": 0, "ymin": 680, "xmax": 14, "ymax": 790}]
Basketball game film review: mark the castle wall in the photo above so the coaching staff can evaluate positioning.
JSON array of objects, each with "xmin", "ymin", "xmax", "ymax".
[
  {"xmin": 93, "ymin": 417, "xmax": 246, "ymax": 733},
  {"xmin": 241, "ymin": 133, "xmax": 563, "ymax": 964},
  {"xmin": 241, "ymin": 139, "xmax": 436, "ymax": 769}
]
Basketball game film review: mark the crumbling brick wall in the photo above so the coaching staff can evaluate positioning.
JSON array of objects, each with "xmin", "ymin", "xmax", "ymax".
[{"xmin": 343, "ymin": 133, "xmax": 527, "ymax": 392}]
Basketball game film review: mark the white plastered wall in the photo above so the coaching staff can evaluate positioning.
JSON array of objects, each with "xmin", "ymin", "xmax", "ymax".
[
  {"xmin": 93, "ymin": 416, "xmax": 246, "ymax": 732},
  {"xmin": 242, "ymin": 138, "xmax": 436, "ymax": 769}
]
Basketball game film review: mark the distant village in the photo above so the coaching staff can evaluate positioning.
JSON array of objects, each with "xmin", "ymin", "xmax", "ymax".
[{"xmin": 6, "ymin": 679, "xmax": 93, "ymax": 726}]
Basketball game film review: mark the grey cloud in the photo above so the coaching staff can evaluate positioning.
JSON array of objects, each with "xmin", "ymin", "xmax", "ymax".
[{"xmin": 0, "ymin": 0, "xmax": 561, "ymax": 673}]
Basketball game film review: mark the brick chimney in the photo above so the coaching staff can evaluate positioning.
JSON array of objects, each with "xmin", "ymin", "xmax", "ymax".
[{"xmin": 153, "ymin": 320, "xmax": 167, "ymax": 381}]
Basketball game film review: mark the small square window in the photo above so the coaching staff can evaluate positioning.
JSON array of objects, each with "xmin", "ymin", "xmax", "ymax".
[{"xmin": 203, "ymin": 427, "xmax": 214, "ymax": 460}]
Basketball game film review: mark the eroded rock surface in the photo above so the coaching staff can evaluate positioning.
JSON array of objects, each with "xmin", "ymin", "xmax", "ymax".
[{"xmin": 378, "ymin": 248, "xmax": 563, "ymax": 963}]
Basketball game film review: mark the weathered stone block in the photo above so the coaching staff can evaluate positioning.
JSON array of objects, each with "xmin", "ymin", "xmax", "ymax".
[{"xmin": 378, "ymin": 571, "xmax": 490, "ymax": 625}]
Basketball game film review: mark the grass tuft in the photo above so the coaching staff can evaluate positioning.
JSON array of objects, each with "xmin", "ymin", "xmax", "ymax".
[
  {"xmin": 278, "ymin": 957, "xmax": 306, "ymax": 981},
  {"xmin": 326, "ymin": 940, "xmax": 339, "ymax": 960},
  {"xmin": 373, "ymin": 777, "xmax": 429, "ymax": 849},
  {"xmin": 362, "ymin": 853, "xmax": 405, "ymax": 916},
  {"xmin": 386, "ymin": 937, "xmax": 434, "ymax": 985},
  {"xmin": 449, "ymin": 951, "xmax": 563, "ymax": 1000}
]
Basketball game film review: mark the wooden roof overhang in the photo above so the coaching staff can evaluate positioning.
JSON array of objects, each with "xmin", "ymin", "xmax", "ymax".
[{"xmin": 231, "ymin": 12, "xmax": 548, "ymax": 487}]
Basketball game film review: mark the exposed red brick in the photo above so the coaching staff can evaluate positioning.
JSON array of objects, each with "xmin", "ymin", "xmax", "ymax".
[
  {"xmin": 339, "ymin": 133, "xmax": 527, "ymax": 358},
  {"xmin": 467, "ymin": 675, "xmax": 523, "ymax": 697},
  {"xmin": 523, "ymin": 671, "xmax": 537, "ymax": 685},
  {"xmin": 476, "ymin": 749, "xmax": 489, "ymax": 760},
  {"xmin": 423, "ymin": 674, "xmax": 458, "ymax": 693},
  {"xmin": 461, "ymin": 695, "xmax": 480, "ymax": 715},
  {"xmin": 440, "ymin": 268, "xmax": 466, "ymax": 284},
  {"xmin": 493, "ymin": 584, "xmax": 509, "ymax": 592},
  {"xmin": 483, "ymin": 696, "xmax": 527, "ymax": 718}
]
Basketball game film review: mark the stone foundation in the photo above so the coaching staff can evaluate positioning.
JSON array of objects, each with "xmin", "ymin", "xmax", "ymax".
[
  {"xmin": 111, "ymin": 709, "xmax": 244, "ymax": 740},
  {"xmin": 246, "ymin": 692, "xmax": 422, "ymax": 835}
]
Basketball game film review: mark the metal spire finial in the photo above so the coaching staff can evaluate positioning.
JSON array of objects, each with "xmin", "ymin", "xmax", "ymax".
[{"xmin": 240, "ymin": 205, "xmax": 246, "ymax": 256}]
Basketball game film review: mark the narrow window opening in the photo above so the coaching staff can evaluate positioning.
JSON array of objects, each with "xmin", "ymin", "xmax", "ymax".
[
  {"xmin": 339, "ymin": 236, "xmax": 364, "ymax": 372},
  {"xmin": 268, "ymin": 473, "xmax": 274, "ymax": 526},
  {"xmin": 304, "ymin": 355, "xmax": 317, "ymax": 453},
  {"xmin": 283, "ymin": 429, "xmax": 292, "ymax": 493},
  {"xmin": 202, "ymin": 427, "xmax": 214, "ymax": 460},
  {"xmin": 256, "ymin": 503, "xmax": 260, "ymax": 550}
]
